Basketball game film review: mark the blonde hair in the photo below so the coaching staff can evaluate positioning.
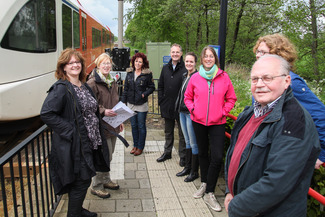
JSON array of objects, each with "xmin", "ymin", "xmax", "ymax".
[
  {"xmin": 253, "ymin": 34, "xmax": 297, "ymax": 71},
  {"xmin": 94, "ymin": 53, "xmax": 113, "ymax": 67}
]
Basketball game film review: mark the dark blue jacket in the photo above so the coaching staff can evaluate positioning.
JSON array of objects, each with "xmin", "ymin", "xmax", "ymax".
[
  {"xmin": 226, "ymin": 87, "xmax": 320, "ymax": 216},
  {"xmin": 290, "ymin": 71, "xmax": 325, "ymax": 162}
]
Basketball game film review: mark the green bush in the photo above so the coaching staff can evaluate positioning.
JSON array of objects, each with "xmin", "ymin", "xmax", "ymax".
[{"xmin": 307, "ymin": 167, "xmax": 325, "ymax": 216}]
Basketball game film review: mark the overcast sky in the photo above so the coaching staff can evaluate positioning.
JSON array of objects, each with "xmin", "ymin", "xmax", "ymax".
[{"xmin": 73, "ymin": 0, "xmax": 133, "ymax": 36}]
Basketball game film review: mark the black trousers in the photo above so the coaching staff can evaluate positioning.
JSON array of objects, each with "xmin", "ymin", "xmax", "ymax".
[
  {"xmin": 67, "ymin": 177, "xmax": 91, "ymax": 217},
  {"xmin": 192, "ymin": 121, "xmax": 225, "ymax": 193},
  {"xmin": 164, "ymin": 117, "xmax": 186, "ymax": 160}
]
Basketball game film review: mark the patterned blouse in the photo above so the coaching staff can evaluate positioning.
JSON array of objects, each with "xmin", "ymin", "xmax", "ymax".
[{"xmin": 73, "ymin": 84, "xmax": 102, "ymax": 150}]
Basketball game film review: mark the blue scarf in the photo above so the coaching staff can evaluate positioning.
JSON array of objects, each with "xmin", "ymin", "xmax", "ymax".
[{"xmin": 199, "ymin": 64, "xmax": 218, "ymax": 86}]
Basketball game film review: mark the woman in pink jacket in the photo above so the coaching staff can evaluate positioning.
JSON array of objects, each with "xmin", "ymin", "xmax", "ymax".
[{"xmin": 184, "ymin": 46, "xmax": 237, "ymax": 212}]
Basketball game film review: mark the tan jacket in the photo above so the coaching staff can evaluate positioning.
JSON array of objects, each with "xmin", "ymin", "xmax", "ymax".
[{"xmin": 87, "ymin": 69, "xmax": 120, "ymax": 138}]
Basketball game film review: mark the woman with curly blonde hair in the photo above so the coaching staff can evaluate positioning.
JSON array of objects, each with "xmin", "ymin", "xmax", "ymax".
[
  {"xmin": 253, "ymin": 33, "xmax": 325, "ymax": 170},
  {"xmin": 253, "ymin": 33, "xmax": 297, "ymax": 70}
]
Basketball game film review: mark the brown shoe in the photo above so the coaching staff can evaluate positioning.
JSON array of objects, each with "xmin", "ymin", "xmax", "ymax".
[
  {"xmin": 104, "ymin": 180, "xmax": 120, "ymax": 190},
  {"xmin": 134, "ymin": 149, "xmax": 143, "ymax": 156},
  {"xmin": 130, "ymin": 147, "xmax": 137, "ymax": 154},
  {"xmin": 90, "ymin": 188, "xmax": 110, "ymax": 198}
]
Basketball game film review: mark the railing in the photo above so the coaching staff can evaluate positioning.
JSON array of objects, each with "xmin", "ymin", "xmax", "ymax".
[
  {"xmin": 148, "ymin": 79, "xmax": 160, "ymax": 115},
  {"xmin": 0, "ymin": 125, "xmax": 60, "ymax": 217},
  {"xmin": 226, "ymin": 114, "xmax": 325, "ymax": 206},
  {"xmin": 117, "ymin": 78, "xmax": 160, "ymax": 115}
]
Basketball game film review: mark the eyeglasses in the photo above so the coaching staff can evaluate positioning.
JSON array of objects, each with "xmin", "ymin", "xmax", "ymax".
[
  {"xmin": 67, "ymin": 61, "xmax": 81, "ymax": 65},
  {"xmin": 250, "ymin": 74, "xmax": 286, "ymax": 85},
  {"xmin": 255, "ymin": 50, "xmax": 269, "ymax": 56},
  {"xmin": 101, "ymin": 62, "xmax": 111, "ymax": 66}
]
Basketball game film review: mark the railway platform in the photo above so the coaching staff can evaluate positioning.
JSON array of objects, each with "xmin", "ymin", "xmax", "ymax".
[{"xmin": 53, "ymin": 125, "xmax": 227, "ymax": 217}]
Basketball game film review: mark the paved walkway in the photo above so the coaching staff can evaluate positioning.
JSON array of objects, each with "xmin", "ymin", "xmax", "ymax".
[{"xmin": 53, "ymin": 127, "xmax": 227, "ymax": 217}]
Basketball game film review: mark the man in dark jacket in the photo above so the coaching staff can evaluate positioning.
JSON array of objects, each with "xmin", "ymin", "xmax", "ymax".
[
  {"xmin": 157, "ymin": 44, "xmax": 187, "ymax": 165},
  {"xmin": 224, "ymin": 55, "xmax": 320, "ymax": 216}
]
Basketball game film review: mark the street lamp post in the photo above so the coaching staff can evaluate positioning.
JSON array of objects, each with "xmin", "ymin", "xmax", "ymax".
[
  {"xmin": 218, "ymin": 0, "xmax": 228, "ymax": 70},
  {"xmin": 118, "ymin": 0, "xmax": 123, "ymax": 48}
]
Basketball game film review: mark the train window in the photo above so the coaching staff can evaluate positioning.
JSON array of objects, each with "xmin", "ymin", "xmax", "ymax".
[
  {"xmin": 107, "ymin": 33, "xmax": 111, "ymax": 45},
  {"xmin": 0, "ymin": 0, "xmax": 56, "ymax": 53},
  {"xmin": 92, "ymin": 28, "xmax": 101, "ymax": 48},
  {"xmin": 73, "ymin": 11, "xmax": 80, "ymax": 49},
  {"xmin": 102, "ymin": 29, "xmax": 105, "ymax": 45},
  {"xmin": 82, "ymin": 17, "xmax": 86, "ymax": 50},
  {"xmin": 62, "ymin": 4, "xmax": 72, "ymax": 49}
]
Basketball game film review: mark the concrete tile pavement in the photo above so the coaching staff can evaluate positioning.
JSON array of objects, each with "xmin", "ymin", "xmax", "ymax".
[{"xmin": 54, "ymin": 127, "xmax": 228, "ymax": 217}]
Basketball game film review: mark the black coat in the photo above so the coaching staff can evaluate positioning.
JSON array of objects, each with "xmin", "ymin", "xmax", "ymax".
[
  {"xmin": 40, "ymin": 79, "xmax": 110, "ymax": 195},
  {"xmin": 175, "ymin": 70, "xmax": 198, "ymax": 113},
  {"xmin": 121, "ymin": 68, "xmax": 155, "ymax": 105},
  {"xmin": 158, "ymin": 56, "xmax": 187, "ymax": 119}
]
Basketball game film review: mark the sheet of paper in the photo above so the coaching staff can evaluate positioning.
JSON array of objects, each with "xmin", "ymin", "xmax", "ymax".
[{"xmin": 102, "ymin": 102, "xmax": 136, "ymax": 128}]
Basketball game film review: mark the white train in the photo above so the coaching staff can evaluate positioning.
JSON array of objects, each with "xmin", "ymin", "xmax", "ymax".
[{"xmin": 0, "ymin": 0, "xmax": 114, "ymax": 126}]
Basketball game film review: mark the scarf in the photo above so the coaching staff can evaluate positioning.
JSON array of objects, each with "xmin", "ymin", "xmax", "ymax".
[
  {"xmin": 199, "ymin": 64, "xmax": 218, "ymax": 86},
  {"xmin": 97, "ymin": 69, "xmax": 114, "ymax": 87}
]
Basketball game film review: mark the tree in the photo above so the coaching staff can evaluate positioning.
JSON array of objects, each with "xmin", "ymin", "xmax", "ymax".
[
  {"xmin": 283, "ymin": 0, "xmax": 325, "ymax": 80},
  {"xmin": 226, "ymin": 0, "xmax": 283, "ymax": 66},
  {"xmin": 124, "ymin": 0, "xmax": 325, "ymax": 81}
]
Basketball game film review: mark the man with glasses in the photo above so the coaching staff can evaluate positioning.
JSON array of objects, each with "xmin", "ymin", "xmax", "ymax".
[
  {"xmin": 224, "ymin": 54, "xmax": 320, "ymax": 216},
  {"xmin": 253, "ymin": 33, "xmax": 325, "ymax": 170}
]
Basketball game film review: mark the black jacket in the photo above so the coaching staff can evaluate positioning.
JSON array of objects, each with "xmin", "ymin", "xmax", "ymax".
[
  {"xmin": 158, "ymin": 56, "xmax": 187, "ymax": 119},
  {"xmin": 40, "ymin": 79, "xmax": 110, "ymax": 195},
  {"xmin": 175, "ymin": 70, "xmax": 197, "ymax": 113},
  {"xmin": 121, "ymin": 68, "xmax": 155, "ymax": 105}
]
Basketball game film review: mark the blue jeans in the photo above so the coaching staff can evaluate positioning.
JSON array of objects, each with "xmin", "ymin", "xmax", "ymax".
[
  {"xmin": 179, "ymin": 112, "xmax": 198, "ymax": 154},
  {"xmin": 130, "ymin": 111, "xmax": 147, "ymax": 150}
]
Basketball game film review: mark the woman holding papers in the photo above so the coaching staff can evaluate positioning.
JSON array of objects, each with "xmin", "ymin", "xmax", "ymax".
[
  {"xmin": 122, "ymin": 52, "xmax": 155, "ymax": 156},
  {"xmin": 87, "ymin": 53, "xmax": 123, "ymax": 198},
  {"xmin": 41, "ymin": 48, "xmax": 109, "ymax": 217}
]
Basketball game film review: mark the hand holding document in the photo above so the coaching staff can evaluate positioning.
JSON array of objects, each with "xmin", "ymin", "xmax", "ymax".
[{"xmin": 102, "ymin": 101, "xmax": 136, "ymax": 128}]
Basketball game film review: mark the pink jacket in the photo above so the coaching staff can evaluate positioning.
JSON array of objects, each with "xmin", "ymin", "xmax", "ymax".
[{"xmin": 184, "ymin": 68, "xmax": 237, "ymax": 126}]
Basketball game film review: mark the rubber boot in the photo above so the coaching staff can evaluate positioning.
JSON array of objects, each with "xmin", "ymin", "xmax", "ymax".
[
  {"xmin": 176, "ymin": 148, "xmax": 192, "ymax": 177},
  {"xmin": 184, "ymin": 154, "xmax": 199, "ymax": 182}
]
